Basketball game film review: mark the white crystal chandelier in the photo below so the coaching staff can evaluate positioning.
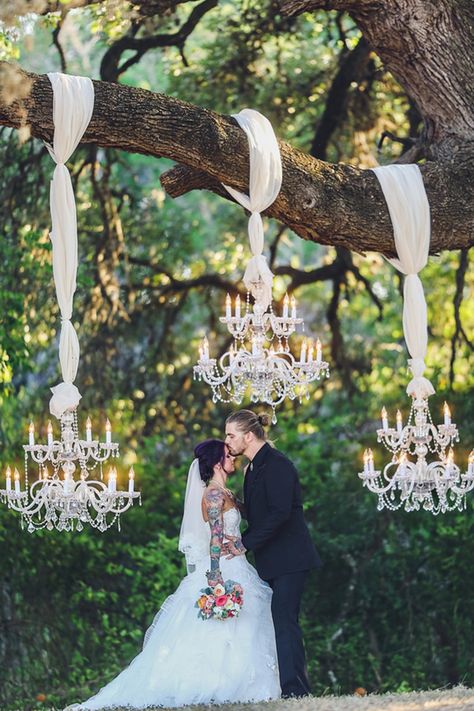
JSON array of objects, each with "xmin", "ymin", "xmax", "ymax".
[
  {"xmin": 193, "ymin": 109, "xmax": 329, "ymax": 421},
  {"xmin": 358, "ymin": 164, "xmax": 473, "ymax": 514},
  {"xmin": 359, "ymin": 397, "xmax": 474, "ymax": 513},
  {"xmin": 0, "ymin": 73, "xmax": 140, "ymax": 532},
  {"xmin": 0, "ymin": 412, "xmax": 139, "ymax": 532},
  {"xmin": 194, "ymin": 281, "xmax": 329, "ymax": 422}
]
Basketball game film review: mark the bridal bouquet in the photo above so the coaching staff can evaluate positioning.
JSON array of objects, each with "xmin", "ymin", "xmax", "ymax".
[{"xmin": 195, "ymin": 580, "xmax": 244, "ymax": 621}]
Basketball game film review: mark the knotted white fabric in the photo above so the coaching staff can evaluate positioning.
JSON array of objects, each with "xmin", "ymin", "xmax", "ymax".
[
  {"xmin": 46, "ymin": 72, "xmax": 94, "ymax": 418},
  {"xmin": 223, "ymin": 109, "xmax": 282, "ymax": 310},
  {"xmin": 372, "ymin": 164, "xmax": 435, "ymax": 399}
]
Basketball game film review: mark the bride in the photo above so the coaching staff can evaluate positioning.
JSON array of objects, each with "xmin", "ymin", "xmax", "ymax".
[{"xmin": 68, "ymin": 438, "xmax": 280, "ymax": 709}]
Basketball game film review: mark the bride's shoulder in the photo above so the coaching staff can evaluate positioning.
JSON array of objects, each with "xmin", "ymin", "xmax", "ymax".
[{"xmin": 202, "ymin": 487, "xmax": 226, "ymax": 504}]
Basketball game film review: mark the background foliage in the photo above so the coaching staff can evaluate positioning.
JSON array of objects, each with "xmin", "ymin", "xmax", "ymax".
[{"xmin": 0, "ymin": 1, "xmax": 473, "ymax": 709}]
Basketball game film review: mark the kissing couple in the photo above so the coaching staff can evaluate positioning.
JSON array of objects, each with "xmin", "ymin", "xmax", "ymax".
[{"xmin": 67, "ymin": 409, "xmax": 321, "ymax": 710}]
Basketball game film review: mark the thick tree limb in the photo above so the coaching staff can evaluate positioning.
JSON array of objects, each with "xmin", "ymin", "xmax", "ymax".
[{"xmin": 0, "ymin": 65, "xmax": 473, "ymax": 257}]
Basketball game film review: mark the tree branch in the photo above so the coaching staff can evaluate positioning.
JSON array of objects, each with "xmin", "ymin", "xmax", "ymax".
[
  {"xmin": 1, "ymin": 65, "xmax": 473, "ymax": 258},
  {"xmin": 100, "ymin": 0, "xmax": 218, "ymax": 82},
  {"xmin": 310, "ymin": 35, "xmax": 371, "ymax": 160},
  {"xmin": 449, "ymin": 248, "xmax": 474, "ymax": 386}
]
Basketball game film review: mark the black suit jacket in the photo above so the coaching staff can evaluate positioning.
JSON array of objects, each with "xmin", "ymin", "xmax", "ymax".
[{"xmin": 241, "ymin": 443, "xmax": 321, "ymax": 581}]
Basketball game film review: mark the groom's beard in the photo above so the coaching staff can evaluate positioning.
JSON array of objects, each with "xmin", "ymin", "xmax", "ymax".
[{"xmin": 227, "ymin": 444, "xmax": 245, "ymax": 457}]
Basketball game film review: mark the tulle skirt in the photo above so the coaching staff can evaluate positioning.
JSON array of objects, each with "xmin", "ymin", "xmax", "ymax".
[{"xmin": 68, "ymin": 555, "xmax": 280, "ymax": 709}]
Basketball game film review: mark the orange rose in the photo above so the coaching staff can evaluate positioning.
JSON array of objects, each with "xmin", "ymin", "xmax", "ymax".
[{"xmin": 36, "ymin": 693, "xmax": 47, "ymax": 703}]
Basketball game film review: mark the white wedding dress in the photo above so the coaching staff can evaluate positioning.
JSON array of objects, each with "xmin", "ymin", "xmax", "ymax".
[{"xmin": 70, "ymin": 508, "xmax": 280, "ymax": 709}]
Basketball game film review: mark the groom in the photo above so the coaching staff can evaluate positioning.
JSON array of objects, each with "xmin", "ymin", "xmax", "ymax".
[{"xmin": 224, "ymin": 409, "xmax": 321, "ymax": 699}]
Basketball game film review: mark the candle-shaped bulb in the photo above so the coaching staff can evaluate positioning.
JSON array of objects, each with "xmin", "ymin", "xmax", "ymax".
[
  {"xmin": 308, "ymin": 341, "xmax": 314, "ymax": 363},
  {"xmin": 86, "ymin": 416, "xmax": 92, "ymax": 442},
  {"xmin": 363, "ymin": 449, "xmax": 369, "ymax": 474},
  {"xmin": 468, "ymin": 450, "xmax": 474, "ymax": 476},
  {"xmin": 316, "ymin": 338, "xmax": 322, "ymax": 363},
  {"xmin": 225, "ymin": 293, "xmax": 232, "ymax": 319},
  {"xmin": 235, "ymin": 294, "xmax": 241, "ymax": 319},
  {"xmin": 283, "ymin": 293, "xmax": 289, "ymax": 318},
  {"xmin": 47, "ymin": 420, "xmax": 53, "ymax": 446},
  {"xmin": 443, "ymin": 401, "xmax": 451, "ymax": 426},
  {"xmin": 290, "ymin": 295, "xmax": 296, "ymax": 318},
  {"xmin": 5, "ymin": 465, "xmax": 11, "ymax": 491},
  {"xmin": 381, "ymin": 406, "xmax": 388, "ymax": 430},
  {"xmin": 396, "ymin": 409, "xmax": 403, "ymax": 433},
  {"xmin": 367, "ymin": 448, "xmax": 374, "ymax": 472},
  {"xmin": 364, "ymin": 449, "xmax": 369, "ymax": 474},
  {"xmin": 202, "ymin": 335, "xmax": 209, "ymax": 360},
  {"xmin": 14, "ymin": 467, "xmax": 21, "ymax": 494},
  {"xmin": 300, "ymin": 340, "xmax": 307, "ymax": 364},
  {"xmin": 447, "ymin": 447, "xmax": 454, "ymax": 465},
  {"xmin": 28, "ymin": 421, "xmax": 35, "ymax": 446},
  {"xmin": 108, "ymin": 466, "xmax": 117, "ymax": 492},
  {"xmin": 105, "ymin": 418, "xmax": 112, "ymax": 444},
  {"xmin": 128, "ymin": 466, "xmax": 135, "ymax": 493}
]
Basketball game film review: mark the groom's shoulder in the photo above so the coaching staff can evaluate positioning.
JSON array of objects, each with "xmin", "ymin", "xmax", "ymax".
[{"xmin": 266, "ymin": 445, "xmax": 297, "ymax": 472}]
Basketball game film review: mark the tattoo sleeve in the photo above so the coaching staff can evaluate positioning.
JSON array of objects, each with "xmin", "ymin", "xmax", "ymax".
[{"xmin": 204, "ymin": 489, "xmax": 225, "ymax": 573}]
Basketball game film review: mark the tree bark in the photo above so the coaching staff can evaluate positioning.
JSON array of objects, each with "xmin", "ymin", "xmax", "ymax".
[{"xmin": 0, "ymin": 64, "xmax": 473, "ymax": 257}]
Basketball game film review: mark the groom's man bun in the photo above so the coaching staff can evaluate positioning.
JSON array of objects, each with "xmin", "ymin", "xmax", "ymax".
[{"xmin": 226, "ymin": 409, "xmax": 269, "ymax": 440}]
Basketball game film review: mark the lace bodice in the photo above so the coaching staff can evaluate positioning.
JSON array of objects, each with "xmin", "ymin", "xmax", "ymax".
[{"xmin": 223, "ymin": 507, "xmax": 241, "ymax": 538}]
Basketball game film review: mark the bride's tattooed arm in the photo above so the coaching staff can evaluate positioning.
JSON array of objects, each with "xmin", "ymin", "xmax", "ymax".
[{"xmin": 204, "ymin": 488, "xmax": 225, "ymax": 587}]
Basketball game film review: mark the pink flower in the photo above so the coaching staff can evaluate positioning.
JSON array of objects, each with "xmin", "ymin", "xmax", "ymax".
[{"xmin": 215, "ymin": 595, "xmax": 228, "ymax": 607}]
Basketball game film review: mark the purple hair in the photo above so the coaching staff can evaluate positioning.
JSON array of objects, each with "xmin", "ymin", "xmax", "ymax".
[{"xmin": 194, "ymin": 439, "xmax": 226, "ymax": 483}]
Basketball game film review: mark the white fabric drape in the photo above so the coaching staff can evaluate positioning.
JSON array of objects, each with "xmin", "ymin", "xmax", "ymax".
[
  {"xmin": 223, "ymin": 109, "xmax": 282, "ymax": 310},
  {"xmin": 178, "ymin": 459, "xmax": 210, "ymax": 572},
  {"xmin": 372, "ymin": 164, "xmax": 434, "ymax": 399},
  {"xmin": 46, "ymin": 72, "xmax": 94, "ymax": 418}
]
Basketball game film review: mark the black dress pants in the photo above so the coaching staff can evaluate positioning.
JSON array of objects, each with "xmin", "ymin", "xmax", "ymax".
[{"xmin": 267, "ymin": 570, "xmax": 311, "ymax": 698}]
